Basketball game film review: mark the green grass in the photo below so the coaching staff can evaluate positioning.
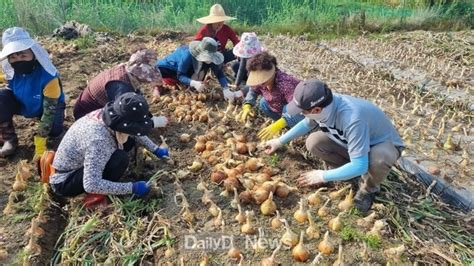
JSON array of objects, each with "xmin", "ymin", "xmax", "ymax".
[{"xmin": 0, "ymin": 0, "xmax": 471, "ymax": 37}]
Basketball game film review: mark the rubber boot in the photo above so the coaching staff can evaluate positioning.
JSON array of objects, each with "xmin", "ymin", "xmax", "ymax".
[{"xmin": 0, "ymin": 121, "xmax": 18, "ymax": 157}]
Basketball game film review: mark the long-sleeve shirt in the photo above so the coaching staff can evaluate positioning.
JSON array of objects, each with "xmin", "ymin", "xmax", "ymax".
[
  {"xmin": 244, "ymin": 69, "xmax": 300, "ymax": 113},
  {"xmin": 156, "ymin": 45, "xmax": 228, "ymax": 87},
  {"xmin": 234, "ymin": 58, "xmax": 248, "ymax": 86},
  {"xmin": 4, "ymin": 65, "xmax": 64, "ymax": 137},
  {"xmin": 279, "ymin": 94, "xmax": 404, "ymax": 182},
  {"xmin": 195, "ymin": 24, "xmax": 239, "ymax": 52},
  {"xmin": 49, "ymin": 110, "xmax": 158, "ymax": 195}
]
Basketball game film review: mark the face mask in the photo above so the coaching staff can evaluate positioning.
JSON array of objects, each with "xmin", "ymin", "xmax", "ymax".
[
  {"xmin": 10, "ymin": 59, "xmax": 38, "ymax": 75},
  {"xmin": 304, "ymin": 102, "xmax": 334, "ymax": 123}
]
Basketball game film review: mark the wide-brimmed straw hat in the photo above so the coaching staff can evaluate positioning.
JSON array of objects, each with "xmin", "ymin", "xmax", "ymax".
[
  {"xmin": 233, "ymin": 32, "xmax": 263, "ymax": 59},
  {"xmin": 0, "ymin": 27, "xmax": 36, "ymax": 61},
  {"xmin": 189, "ymin": 37, "xmax": 224, "ymax": 65},
  {"xmin": 197, "ymin": 4, "xmax": 236, "ymax": 24},
  {"xmin": 102, "ymin": 92, "xmax": 153, "ymax": 136},
  {"xmin": 246, "ymin": 65, "xmax": 276, "ymax": 86}
]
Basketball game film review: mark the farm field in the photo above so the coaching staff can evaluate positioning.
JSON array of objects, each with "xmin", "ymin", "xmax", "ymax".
[{"xmin": 0, "ymin": 30, "xmax": 472, "ymax": 265}]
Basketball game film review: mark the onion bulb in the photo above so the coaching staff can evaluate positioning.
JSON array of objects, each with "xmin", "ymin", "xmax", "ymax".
[
  {"xmin": 213, "ymin": 208, "xmax": 224, "ymax": 228},
  {"xmin": 253, "ymin": 186, "xmax": 270, "ymax": 205},
  {"xmin": 383, "ymin": 244, "xmax": 405, "ymax": 263},
  {"xmin": 210, "ymin": 171, "xmax": 226, "ymax": 183},
  {"xmin": 27, "ymin": 219, "xmax": 44, "ymax": 237},
  {"xmin": 307, "ymin": 187, "xmax": 327, "ymax": 206},
  {"xmin": 179, "ymin": 133, "xmax": 191, "ymax": 143},
  {"xmin": 275, "ymin": 182, "xmax": 297, "ymax": 198},
  {"xmin": 260, "ymin": 191, "xmax": 277, "ymax": 216},
  {"xmin": 239, "ymin": 190, "xmax": 253, "ymax": 204},
  {"xmin": 188, "ymin": 161, "xmax": 203, "ymax": 172},
  {"xmin": 317, "ymin": 199, "xmax": 331, "ymax": 217},
  {"xmin": 369, "ymin": 219, "xmax": 385, "ymax": 237},
  {"xmin": 245, "ymin": 158, "xmax": 263, "ymax": 172},
  {"xmin": 194, "ymin": 141, "xmax": 206, "ymax": 152},
  {"xmin": 293, "ymin": 199, "xmax": 308, "ymax": 224},
  {"xmin": 208, "ymin": 201, "xmax": 220, "ymax": 217},
  {"xmin": 281, "ymin": 219, "xmax": 298, "ymax": 247},
  {"xmin": 328, "ymin": 213, "xmax": 343, "ymax": 231},
  {"xmin": 241, "ymin": 211, "xmax": 256, "ymax": 235},
  {"xmin": 201, "ymin": 189, "xmax": 213, "ymax": 204},
  {"xmin": 318, "ymin": 231, "xmax": 334, "ymax": 255},
  {"xmin": 261, "ymin": 242, "xmax": 281, "ymax": 266},
  {"xmin": 356, "ymin": 212, "xmax": 376, "ymax": 229},
  {"xmin": 306, "ymin": 211, "xmax": 320, "ymax": 239},
  {"xmin": 236, "ymin": 142, "xmax": 248, "ymax": 154},
  {"xmin": 292, "ymin": 231, "xmax": 309, "ymax": 262},
  {"xmin": 329, "ymin": 185, "xmax": 350, "ymax": 200},
  {"xmin": 252, "ymin": 227, "xmax": 267, "ymax": 253},
  {"xmin": 227, "ymin": 241, "xmax": 241, "ymax": 259},
  {"xmin": 337, "ymin": 189, "xmax": 354, "ymax": 211},
  {"xmin": 271, "ymin": 210, "xmax": 283, "ymax": 230},
  {"xmin": 235, "ymin": 204, "xmax": 246, "ymax": 224},
  {"xmin": 196, "ymin": 179, "xmax": 207, "ymax": 191}
]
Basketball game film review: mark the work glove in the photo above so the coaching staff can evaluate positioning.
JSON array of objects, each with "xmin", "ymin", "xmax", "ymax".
[
  {"xmin": 263, "ymin": 138, "xmax": 283, "ymax": 154},
  {"xmin": 222, "ymin": 87, "xmax": 235, "ymax": 102},
  {"xmin": 190, "ymin": 80, "xmax": 206, "ymax": 92},
  {"xmin": 152, "ymin": 116, "xmax": 169, "ymax": 128},
  {"xmin": 237, "ymin": 104, "xmax": 254, "ymax": 123},
  {"xmin": 33, "ymin": 135, "xmax": 47, "ymax": 160},
  {"xmin": 258, "ymin": 117, "xmax": 287, "ymax": 140},
  {"xmin": 132, "ymin": 181, "xmax": 151, "ymax": 197},
  {"xmin": 297, "ymin": 170, "xmax": 326, "ymax": 187},
  {"xmin": 154, "ymin": 146, "xmax": 169, "ymax": 159}
]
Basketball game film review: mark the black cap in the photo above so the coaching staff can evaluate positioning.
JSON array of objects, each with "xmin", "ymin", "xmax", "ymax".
[
  {"xmin": 287, "ymin": 79, "xmax": 333, "ymax": 116},
  {"xmin": 102, "ymin": 92, "xmax": 153, "ymax": 136}
]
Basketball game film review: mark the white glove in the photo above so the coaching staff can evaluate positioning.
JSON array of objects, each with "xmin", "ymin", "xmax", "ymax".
[
  {"xmin": 234, "ymin": 90, "xmax": 243, "ymax": 99},
  {"xmin": 190, "ymin": 80, "xmax": 206, "ymax": 92},
  {"xmin": 297, "ymin": 170, "xmax": 325, "ymax": 187},
  {"xmin": 152, "ymin": 116, "xmax": 168, "ymax": 128},
  {"xmin": 264, "ymin": 138, "xmax": 283, "ymax": 154},
  {"xmin": 223, "ymin": 87, "xmax": 235, "ymax": 102}
]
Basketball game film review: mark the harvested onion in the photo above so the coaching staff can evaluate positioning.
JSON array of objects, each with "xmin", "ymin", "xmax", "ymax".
[
  {"xmin": 318, "ymin": 231, "xmax": 334, "ymax": 255},
  {"xmin": 271, "ymin": 210, "xmax": 283, "ymax": 230},
  {"xmin": 260, "ymin": 191, "xmax": 277, "ymax": 216},
  {"xmin": 281, "ymin": 219, "xmax": 298, "ymax": 247},
  {"xmin": 293, "ymin": 199, "xmax": 308, "ymax": 223},
  {"xmin": 292, "ymin": 231, "xmax": 309, "ymax": 262}
]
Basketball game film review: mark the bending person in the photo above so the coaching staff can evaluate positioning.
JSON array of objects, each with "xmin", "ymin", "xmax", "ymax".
[
  {"xmin": 50, "ymin": 93, "xmax": 164, "ymax": 197},
  {"xmin": 264, "ymin": 80, "xmax": 404, "ymax": 213}
]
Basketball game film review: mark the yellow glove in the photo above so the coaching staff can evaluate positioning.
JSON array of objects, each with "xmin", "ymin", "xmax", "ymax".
[
  {"xmin": 237, "ymin": 104, "xmax": 254, "ymax": 123},
  {"xmin": 0, "ymin": 72, "xmax": 6, "ymax": 84},
  {"xmin": 34, "ymin": 135, "xmax": 47, "ymax": 160},
  {"xmin": 258, "ymin": 118, "xmax": 287, "ymax": 140}
]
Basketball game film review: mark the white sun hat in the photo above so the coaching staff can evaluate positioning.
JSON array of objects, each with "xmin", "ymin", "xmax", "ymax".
[{"xmin": 0, "ymin": 27, "xmax": 57, "ymax": 80}]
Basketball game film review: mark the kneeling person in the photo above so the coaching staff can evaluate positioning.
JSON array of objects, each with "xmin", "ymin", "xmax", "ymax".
[
  {"xmin": 50, "ymin": 93, "xmax": 161, "ymax": 197},
  {"xmin": 265, "ymin": 80, "xmax": 404, "ymax": 213}
]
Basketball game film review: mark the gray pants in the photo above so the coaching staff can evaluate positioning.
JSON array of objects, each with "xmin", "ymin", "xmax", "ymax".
[{"xmin": 305, "ymin": 131, "xmax": 401, "ymax": 194}]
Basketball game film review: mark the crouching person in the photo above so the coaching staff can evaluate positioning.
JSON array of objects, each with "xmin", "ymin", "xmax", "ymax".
[
  {"xmin": 264, "ymin": 80, "xmax": 404, "ymax": 213},
  {"xmin": 49, "ymin": 92, "xmax": 160, "ymax": 198}
]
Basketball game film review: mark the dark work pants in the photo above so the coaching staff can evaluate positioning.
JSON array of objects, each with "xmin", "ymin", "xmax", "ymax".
[
  {"xmin": 52, "ymin": 149, "xmax": 129, "ymax": 197},
  {"xmin": 0, "ymin": 89, "xmax": 65, "ymax": 141},
  {"xmin": 222, "ymin": 49, "xmax": 236, "ymax": 64}
]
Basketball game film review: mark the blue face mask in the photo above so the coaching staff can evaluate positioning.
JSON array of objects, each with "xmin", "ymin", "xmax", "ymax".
[{"xmin": 11, "ymin": 59, "xmax": 38, "ymax": 75}]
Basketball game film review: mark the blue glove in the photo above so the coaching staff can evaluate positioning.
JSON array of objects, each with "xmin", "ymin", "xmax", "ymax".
[
  {"xmin": 154, "ymin": 147, "xmax": 169, "ymax": 158},
  {"xmin": 132, "ymin": 181, "xmax": 150, "ymax": 197}
]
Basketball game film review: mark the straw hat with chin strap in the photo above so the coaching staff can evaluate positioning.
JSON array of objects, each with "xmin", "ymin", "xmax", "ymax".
[{"xmin": 197, "ymin": 4, "xmax": 236, "ymax": 24}]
